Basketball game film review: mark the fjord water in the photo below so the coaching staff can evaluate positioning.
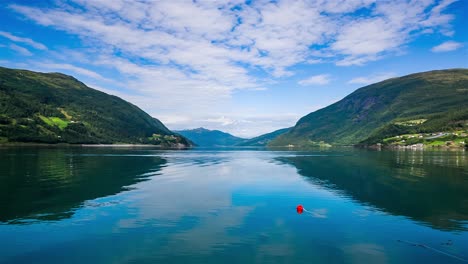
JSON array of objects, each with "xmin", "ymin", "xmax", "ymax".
[{"xmin": 0, "ymin": 148, "xmax": 467, "ymax": 264}]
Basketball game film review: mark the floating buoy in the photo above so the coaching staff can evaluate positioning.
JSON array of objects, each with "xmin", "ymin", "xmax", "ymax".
[{"xmin": 296, "ymin": 204, "xmax": 304, "ymax": 214}]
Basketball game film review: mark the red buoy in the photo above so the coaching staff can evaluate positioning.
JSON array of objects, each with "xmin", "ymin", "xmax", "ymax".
[{"xmin": 296, "ymin": 204, "xmax": 304, "ymax": 214}]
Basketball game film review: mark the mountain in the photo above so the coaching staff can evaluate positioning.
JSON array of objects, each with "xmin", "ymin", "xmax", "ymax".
[
  {"xmin": 0, "ymin": 66, "xmax": 190, "ymax": 147},
  {"xmin": 236, "ymin": 127, "xmax": 290, "ymax": 146},
  {"xmin": 175, "ymin": 128, "xmax": 246, "ymax": 147},
  {"xmin": 271, "ymin": 69, "xmax": 468, "ymax": 146}
]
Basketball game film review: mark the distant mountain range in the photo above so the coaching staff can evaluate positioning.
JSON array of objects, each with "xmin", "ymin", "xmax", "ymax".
[
  {"xmin": 0, "ymin": 67, "xmax": 190, "ymax": 147},
  {"xmin": 236, "ymin": 128, "xmax": 290, "ymax": 146},
  {"xmin": 271, "ymin": 69, "xmax": 468, "ymax": 147},
  {"xmin": 175, "ymin": 127, "xmax": 294, "ymax": 147},
  {"xmin": 175, "ymin": 128, "xmax": 246, "ymax": 147}
]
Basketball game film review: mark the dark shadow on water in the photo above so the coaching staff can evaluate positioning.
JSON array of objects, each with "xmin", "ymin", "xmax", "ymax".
[
  {"xmin": 276, "ymin": 150, "xmax": 468, "ymax": 231},
  {"xmin": 0, "ymin": 147, "xmax": 166, "ymax": 224}
]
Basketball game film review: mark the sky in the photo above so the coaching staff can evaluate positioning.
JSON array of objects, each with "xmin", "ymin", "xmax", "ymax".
[{"xmin": 0, "ymin": 0, "xmax": 467, "ymax": 138}]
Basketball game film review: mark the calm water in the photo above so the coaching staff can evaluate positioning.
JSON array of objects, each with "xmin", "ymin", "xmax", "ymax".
[{"xmin": 0, "ymin": 147, "xmax": 467, "ymax": 264}]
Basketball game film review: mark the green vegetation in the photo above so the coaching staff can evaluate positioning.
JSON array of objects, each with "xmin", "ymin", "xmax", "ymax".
[
  {"xmin": 271, "ymin": 69, "xmax": 468, "ymax": 147},
  {"xmin": 381, "ymin": 130, "xmax": 467, "ymax": 148},
  {"xmin": 0, "ymin": 66, "xmax": 191, "ymax": 147},
  {"xmin": 39, "ymin": 116, "xmax": 69, "ymax": 130},
  {"xmin": 176, "ymin": 128, "xmax": 245, "ymax": 147},
  {"xmin": 394, "ymin": 119, "xmax": 427, "ymax": 126}
]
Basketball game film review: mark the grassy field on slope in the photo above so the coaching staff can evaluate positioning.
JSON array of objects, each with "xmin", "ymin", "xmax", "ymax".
[{"xmin": 0, "ymin": 67, "xmax": 189, "ymax": 146}]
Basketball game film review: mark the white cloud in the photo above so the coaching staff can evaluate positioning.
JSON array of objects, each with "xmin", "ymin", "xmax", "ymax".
[
  {"xmin": 332, "ymin": 18, "xmax": 403, "ymax": 56},
  {"xmin": 10, "ymin": 0, "xmax": 458, "ymax": 79},
  {"xmin": 6, "ymin": 0, "xmax": 461, "ymax": 135},
  {"xmin": 333, "ymin": 0, "xmax": 459, "ymax": 65},
  {"xmin": 299, "ymin": 74, "xmax": 331, "ymax": 86},
  {"xmin": 431, "ymin": 41, "xmax": 463, "ymax": 52},
  {"xmin": 348, "ymin": 72, "xmax": 397, "ymax": 85},
  {"xmin": 9, "ymin": 44, "xmax": 32, "ymax": 56},
  {"xmin": 201, "ymin": 116, "xmax": 239, "ymax": 127},
  {"xmin": 0, "ymin": 31, "xmax": 47, "ymax": 50}
]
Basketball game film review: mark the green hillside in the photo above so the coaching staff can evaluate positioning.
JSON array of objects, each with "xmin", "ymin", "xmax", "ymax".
[
  {"xmin": 176, "ymin": 128, "xmax": 245, "ymax": 147},
  {"xmin": 0, "ymin": 67, "xmax": 190, "ymax": 146},
  {"xmin": 271, "ymin": 69, "xmax": 468, "ymax": 147},
  {"xmin": 236, "ymin": 128, "xmax": 290, "ymax": 146}
]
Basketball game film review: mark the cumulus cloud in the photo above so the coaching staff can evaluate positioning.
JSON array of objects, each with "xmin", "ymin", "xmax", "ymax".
[
  {"xmin": 431, "ymin": 41, "xmax": 463, "ymax": 52},
  {"xmin": 348, "ymin": 72, "xmax": 397, "ymax": 85},
  {"xmin": 299, "ymin": 74, "xmax": 331, "ymax": 86},
  {"xmin": 6, "ymin": 0, "xmax": 461, "ymax": 135}
]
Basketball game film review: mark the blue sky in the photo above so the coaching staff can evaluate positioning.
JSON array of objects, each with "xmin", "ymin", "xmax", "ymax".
[{"xmin": 1, "ymin": 0, "xmax": 467, "ymax": 137}]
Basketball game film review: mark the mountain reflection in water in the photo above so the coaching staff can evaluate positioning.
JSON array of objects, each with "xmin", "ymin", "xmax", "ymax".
[{"xmin": 277, "ymin": 150, "xmax": 468, "ymax": 231}]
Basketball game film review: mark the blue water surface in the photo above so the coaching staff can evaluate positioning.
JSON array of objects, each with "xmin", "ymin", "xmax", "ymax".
[{"xmin": 0, "ymin": 147, "xmax": 467, "ymax": 263}]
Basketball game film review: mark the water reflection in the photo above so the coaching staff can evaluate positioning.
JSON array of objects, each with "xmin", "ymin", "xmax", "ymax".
[
  {"xmin": 0, "ymin": 148, "xmax": 467, "ymax": 263},
  {"xmin": 0, "ymin": 147, "xmax": 166, "ymax": 223},
  {"xmin": 277, "ymin": 150, "xmax": 468, "ymax": 231}
]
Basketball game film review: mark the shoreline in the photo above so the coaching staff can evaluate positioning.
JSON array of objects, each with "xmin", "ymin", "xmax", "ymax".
[
  {"xmin": 357, "ymin": 143, "xmax": 467, "ymax": 151},
  {"xmin": 0, "ymin": 142, "xmax": 191, "ymax": 149},
  {"xmin": 0, "ymin": 142, "xmax": 465, "ymax": 151}
]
